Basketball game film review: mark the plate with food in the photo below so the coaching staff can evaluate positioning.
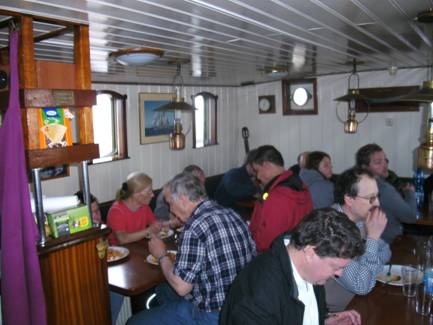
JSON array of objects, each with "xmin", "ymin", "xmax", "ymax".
[
  {"xmin": 144, "ymin": 229, "xmax": 174, "ymax": 239},
  {"xmin": 146, "ymin": 250, "xmax": 177, "ymax": 265},
  {"xmin": 376, "ymin": 265, "xmax": 423, "ymax": 286},
  {"xmin": 107, "ymin": 246, "xmax": 129, "ymax": 263}
]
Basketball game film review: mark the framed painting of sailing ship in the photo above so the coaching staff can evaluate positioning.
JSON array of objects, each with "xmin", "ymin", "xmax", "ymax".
[{"xmin": 139, "ymin": 92, "xmax": 175, "ymax": 144}]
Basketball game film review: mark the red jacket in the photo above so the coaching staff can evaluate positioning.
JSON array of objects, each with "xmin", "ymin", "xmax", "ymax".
[{"xmin": 249, "ymin": 170, "xmax": 313, "ymax": 252}]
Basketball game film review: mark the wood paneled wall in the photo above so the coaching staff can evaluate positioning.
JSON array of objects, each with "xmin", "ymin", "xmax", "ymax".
[{"xmin": 39, "ymin": 68, "xmax": 427, "ymax": 202}]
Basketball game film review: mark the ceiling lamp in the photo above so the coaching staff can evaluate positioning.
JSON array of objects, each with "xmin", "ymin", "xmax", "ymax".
[
  {"xmin": 416, "ymin": 8, "xmax": 433, "ymax": 23},
  {"xmin": 335, "ymin": 59, "xmax": 369, "ymax": 134},
  {"xmin": 109, "ymin": 47, "xmax": 163, "ymax": 66},
  {"xmin": 264, "ymin": 66, "xmax": 289, "ymax": 79},
  {"xmin": 155, "ymin": 62, "xmax": 196, "ymax": 150}
]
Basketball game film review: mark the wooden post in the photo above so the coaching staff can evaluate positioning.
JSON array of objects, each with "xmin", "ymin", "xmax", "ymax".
[
  {"xmin": 19, "ymin": 15, "xmax": 39, "ymax": 150},
  {"xmin": 74, "ymin": 25, "xmax": 94, "ymax": 145}
]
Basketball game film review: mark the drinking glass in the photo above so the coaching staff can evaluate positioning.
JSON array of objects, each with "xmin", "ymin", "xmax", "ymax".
[
  {"xmin": 401, "ymin": 266, "xmax": 418, "ymax": 297},
  {"xmin": 416, "ymin": 284, "xmax": 432, "ymax": 316}
]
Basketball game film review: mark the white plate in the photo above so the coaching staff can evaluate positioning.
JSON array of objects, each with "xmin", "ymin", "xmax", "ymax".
[
  {"xmin": 146, "ymin": 250, "xmax": 177, "ymax": 265},
  {"xmin": 144, "ymin": 229, "xmax": 174, "ymax": 239},
  {"xmin": 107, "ymin": 246, "xmax": 129, "ymax": 263},
  {"xmin": 376, "ymin": 265, "xmax": 423, "ymax": 286}
]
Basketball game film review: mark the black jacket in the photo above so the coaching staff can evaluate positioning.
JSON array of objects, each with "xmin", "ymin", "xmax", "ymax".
[{"xmin": 219, "ymin": 234, "xmax": 327, "ymax": 325}]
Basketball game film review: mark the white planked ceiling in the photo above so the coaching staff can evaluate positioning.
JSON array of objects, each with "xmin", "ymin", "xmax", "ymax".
[{"xmin": 0, "ymin": 0, "xmax": 432, "ymax": 86}]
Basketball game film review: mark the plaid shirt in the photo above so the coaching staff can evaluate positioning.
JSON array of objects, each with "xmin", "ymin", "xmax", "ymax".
[
  {"xmin": 174, "ymin": 200, "xmax": 256, "ymax": 312},
  {"xmin": 332, "ymin": 203, "xmax": 391, "ymax": 294}
]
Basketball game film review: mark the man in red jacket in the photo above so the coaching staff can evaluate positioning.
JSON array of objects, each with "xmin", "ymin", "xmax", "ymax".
[{"xmin": 249, "ymin": 145, "xmax": 313, "ymax": 252}]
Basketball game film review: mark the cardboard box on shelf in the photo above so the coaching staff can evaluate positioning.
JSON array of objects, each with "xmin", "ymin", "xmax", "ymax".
[
  {"xmin": 47, "ymin": 205, "xmax": 91, "ymax": 238},
  {"xmin": 68, "ymin": 205, "xmax": 91, "ymax": 234},
  {"xmin": 37, "ymin": 108, "xmax": 73, "ymax": 149},
  {"xmin": 46, "ymin": 210, "xmax": 70, "ymax": 238}
]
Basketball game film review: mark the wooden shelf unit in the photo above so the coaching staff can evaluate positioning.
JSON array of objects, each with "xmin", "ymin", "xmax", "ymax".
[{"xmin": 1, "ymin": 12, "xmax": 110, "ymax": 325}]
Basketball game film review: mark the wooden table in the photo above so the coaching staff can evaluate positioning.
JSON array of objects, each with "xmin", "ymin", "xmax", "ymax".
[
  {"xmin": 347, "ymin": 235, "xmax": 432, "ymax": 324},
  {"xmin": 108, "ymin": 239, "xmax": 171, "ymax": 297}
]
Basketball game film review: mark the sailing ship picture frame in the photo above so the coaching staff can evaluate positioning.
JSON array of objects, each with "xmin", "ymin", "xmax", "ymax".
[{"xmin": 139, "ymin": 92, "xmax": 175, "ymax": 144}]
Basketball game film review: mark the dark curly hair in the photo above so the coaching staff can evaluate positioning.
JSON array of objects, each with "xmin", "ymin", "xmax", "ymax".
[
  {"xmin": 290, "ymin": 208, "xmax": 365, "ymax": 259},
  {"xmin": 334, "ymin": 167, "xmax": 375, "ymax": 205}
]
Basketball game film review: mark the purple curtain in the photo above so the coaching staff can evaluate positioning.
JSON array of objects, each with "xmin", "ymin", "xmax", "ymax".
[{"xmin": 0, "ymin": 31, "xmax": 47, "ymax": 325}]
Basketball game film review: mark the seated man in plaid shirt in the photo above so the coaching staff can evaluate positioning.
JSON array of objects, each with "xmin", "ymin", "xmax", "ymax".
[{"xmin": 128, "ymin": 172, "xmax": 256, "ymax": 325}]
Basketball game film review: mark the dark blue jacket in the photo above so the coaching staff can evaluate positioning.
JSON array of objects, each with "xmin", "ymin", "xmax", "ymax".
[{"xmin": 220, "ymin": 234, "xmax": 327, "ymax": 325}]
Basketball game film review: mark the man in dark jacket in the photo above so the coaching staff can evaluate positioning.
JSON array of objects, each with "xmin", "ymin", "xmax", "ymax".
[{"xmin": 220, "ymin": 208, "xmax": 364, "ymax": 325}]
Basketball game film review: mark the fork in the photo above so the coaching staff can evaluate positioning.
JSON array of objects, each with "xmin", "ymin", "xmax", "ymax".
[{"xmin": 385, "ymin": 264, "xmax": 392, "ymax": 284}]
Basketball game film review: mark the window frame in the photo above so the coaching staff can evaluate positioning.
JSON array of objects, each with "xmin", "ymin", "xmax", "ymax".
[
  {"xmin": 91, "ymin": 90, "xmax": 128, "ymax": 164},
  {"xmin": 191, "ymin": 91, "xmax": 218, "ymax": 149}
]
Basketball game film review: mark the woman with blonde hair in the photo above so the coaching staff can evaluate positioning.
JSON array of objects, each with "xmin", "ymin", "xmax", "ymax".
[{"xmin": 107, "ymin": 172, "xmax": 160, "ymax": 245}]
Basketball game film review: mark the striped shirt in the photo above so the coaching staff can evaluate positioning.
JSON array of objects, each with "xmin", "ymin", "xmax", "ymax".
[{"xmin": 174, "ymin": 200, "xmax": 256, "ymax": 311}]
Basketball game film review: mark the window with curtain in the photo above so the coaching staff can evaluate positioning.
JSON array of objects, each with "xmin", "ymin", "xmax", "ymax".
[
  {"xmin": 92, "ymin": 90, "xmax": 128, "ymax": 163},
  {"xmin": 192, "ymin": 92, "xmax": 218, "ymax": 148}
]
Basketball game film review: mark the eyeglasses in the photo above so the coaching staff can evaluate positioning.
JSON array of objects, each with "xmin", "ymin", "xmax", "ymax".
[{"xmin": 356, "ymin": 194, "xmax": 380, "ymax": 204}]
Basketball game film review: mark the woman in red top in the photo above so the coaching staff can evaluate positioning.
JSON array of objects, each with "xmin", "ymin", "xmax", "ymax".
[{"xmin": 107, "ymin": 172, "xmax": 159, "ymax": 245}]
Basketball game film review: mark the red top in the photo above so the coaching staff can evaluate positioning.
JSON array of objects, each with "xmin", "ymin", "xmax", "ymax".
[
  {"xmin": 249, "ymin": 170, "xmax": 313, "ymax": 253},
  {"xmin": 107, "ymin": 200, "xmax": 156, "ymax": 245}
]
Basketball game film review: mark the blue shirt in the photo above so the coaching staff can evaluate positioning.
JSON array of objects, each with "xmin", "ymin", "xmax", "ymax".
[{"xmin": 174, "ymin": 200, "xmax": 256, "ymax": 311}]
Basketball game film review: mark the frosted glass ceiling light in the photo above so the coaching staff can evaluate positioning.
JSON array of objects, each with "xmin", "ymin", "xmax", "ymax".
[{"xmin": 109, "ymin": 47, "xmax": 164, "ymax": 66}]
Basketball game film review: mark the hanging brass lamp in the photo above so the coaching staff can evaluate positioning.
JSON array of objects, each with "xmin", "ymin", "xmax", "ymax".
[
  {"xmin": 154, "ymin": 61, "xmax": 195, "ymax": 150},
  {"xmin": 335, "ymin": 59, "xmax": 369, "ymax": 133}
]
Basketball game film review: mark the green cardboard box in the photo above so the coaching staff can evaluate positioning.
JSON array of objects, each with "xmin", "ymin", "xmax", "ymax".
[
  {"xmin": 47, "ymin": 205, "xmax": 91, "ymax": 238},
  {"xmin": 68, "ymin": 205, "xmax": 91, "ymax": 234},
  {"xmin": 46, "ymin": 210, "xmax": 70, "ymax": 238}
]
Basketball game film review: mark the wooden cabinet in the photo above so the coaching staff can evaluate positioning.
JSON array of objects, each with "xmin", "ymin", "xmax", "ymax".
[{"xmin": 39, "ymin": 227, "xmax": 111, "ymax": 325}]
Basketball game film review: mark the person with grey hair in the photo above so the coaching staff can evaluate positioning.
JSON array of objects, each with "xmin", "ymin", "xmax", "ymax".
[
  {"xmin": 128, "ymin": 172, "xmax": 256, "ymax": 325},
  {"xmin": 154, "ymin": 165, "xmax": 205, "ymax": 222}
]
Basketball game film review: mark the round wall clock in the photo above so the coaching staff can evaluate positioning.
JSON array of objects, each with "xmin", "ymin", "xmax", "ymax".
[{"xmin": 258, "ymin": 95, "xmax": 276, "ymax": 114}]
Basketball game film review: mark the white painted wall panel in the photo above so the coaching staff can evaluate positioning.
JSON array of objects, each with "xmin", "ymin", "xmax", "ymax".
[
  {"xmin": 39, "ymin": 84, "xmax": 239, "ymax": 202},
  {"xmin": 39, "ymin": 67, "xmax": 427, "ymax": 202},
  {"xmin": 236, "ymin": 68, "xmax": 427, "ymax": 177}
]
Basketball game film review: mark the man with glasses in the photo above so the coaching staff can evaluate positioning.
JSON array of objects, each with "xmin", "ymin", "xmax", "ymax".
[
  {"xmin": 325, "ymin": 167, "xmax": 391, "ymax": 312},
  {"xmin": 356, "ymin": 143, "xmax": 416, "ymax": 243}
]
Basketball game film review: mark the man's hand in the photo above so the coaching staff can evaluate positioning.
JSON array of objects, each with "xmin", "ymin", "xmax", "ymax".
[
  {"xmin": 365, "ymin": 207, "xmax": 387, "ymax": 240},
  {"xmin": 325, "ymin": 310, "xmax": 361, "ymax": 325},
  {"xmin": 148, "ymin": 235, "xmax": 166, "ymax": 259}
]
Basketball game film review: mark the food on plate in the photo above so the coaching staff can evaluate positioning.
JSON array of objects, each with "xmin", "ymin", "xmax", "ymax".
[
  {"xmin": 147, "ymin": 250, "xmax": 177, "ymax": 265},
  {"xmin": 107, "ymin": 247, "xmax": 125, "ymax": 262},
  {"xmin": 387, "ymin": 274, "xmax": 401, "ymax": 282}
]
